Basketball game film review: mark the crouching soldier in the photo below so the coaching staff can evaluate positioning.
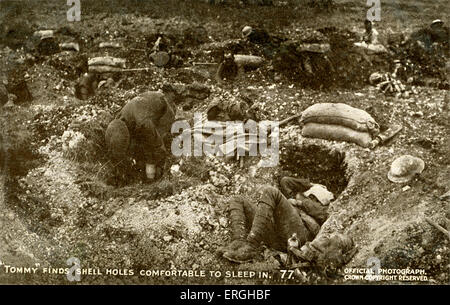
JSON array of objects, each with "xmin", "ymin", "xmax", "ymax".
[
  {"xmin": 75, "ymin": 73, "xmax": 99, "ymax": 100},
  {"xmin": 354, "ymin": 19, "xmax": 387, "ymax": 54},
  {"xmin": 218, "ymin": 176, "xmax": 356, "ymax": 269},
  {"xmin": 105, "ymin": 91, "xmax": 175, "ymax": 183}
]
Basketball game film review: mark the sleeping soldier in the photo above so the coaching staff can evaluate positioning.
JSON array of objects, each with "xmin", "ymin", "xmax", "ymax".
[{"xmin": 218, "ymin": 176, "xmax": 356, "ymax": 269}]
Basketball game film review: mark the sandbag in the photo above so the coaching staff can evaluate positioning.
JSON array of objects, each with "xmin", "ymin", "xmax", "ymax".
[
  {"xmin": 88, "ymin": 65, "xmax": 122, "ymax": 73},
  {"xmin": 354, "ymin": 42, "xmax": 388, "ymax": 54},
  {"xmin": 234, "ymin": 54, "xmax": 264, "ymax": 69},
  {"xmin": 302, "ymin": 122, "xmax": 372, "ymax": 148},
  {"xmin": 301, "ymin": 103, "xmax": 380, "ymax": 136},
  {"xmin": 88, "ymin": 57, "xmax": 126, "ymax": 68}
]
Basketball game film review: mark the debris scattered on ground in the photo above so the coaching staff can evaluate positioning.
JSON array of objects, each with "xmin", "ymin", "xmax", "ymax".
[
  {"xmin": 425, "ymin": 217, "xmax": 450, "ymax": 240},
  {"xmin": 369, "ymin": 124, "xmax": 403, "ymax": 149},
  {"xmin": 99, "ymin": 42, "xmax": 122, "ymax": 49},
  {"xmin": 59, "ymin": 42, "xmax": 80, "ymax": 52}
]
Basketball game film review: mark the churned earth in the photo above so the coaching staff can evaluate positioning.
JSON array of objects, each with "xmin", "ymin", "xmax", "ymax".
[{"xmin": 0, "ymin": 0, "xmax": 448, "ymax": 284}]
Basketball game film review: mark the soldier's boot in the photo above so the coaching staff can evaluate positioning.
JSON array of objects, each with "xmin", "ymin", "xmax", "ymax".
[{"xmin": 220, "ymin": 197, "xmax": 260, "ymax": 263}]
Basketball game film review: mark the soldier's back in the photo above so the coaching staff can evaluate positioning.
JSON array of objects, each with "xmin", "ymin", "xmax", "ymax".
[{"xmin": 119, "ymin": 91, "xmax": 168, "ymax": 130}]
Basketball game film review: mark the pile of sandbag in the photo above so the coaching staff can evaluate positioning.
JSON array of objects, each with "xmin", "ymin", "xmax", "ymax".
[
  {"xmin": 300, "ymin": 103, "xmax": 380, "ymax": 148},
  {"xmin": 88, "ymin": 56, "xmax": 126, "ymax": 73}
]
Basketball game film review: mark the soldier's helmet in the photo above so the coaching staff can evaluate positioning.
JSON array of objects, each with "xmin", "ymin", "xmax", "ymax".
[
  {"xmin": 388, "ymin": 155, "xmax": 425, "ymax": 183},
  {"xmin": 431, "ymin": 19, "xmax": 444, "ymax": 28},
  {"xmin": 242, "ymin": 26, "xmax": 253, "ymax": 38},
  {"xmin": 105, "ymin": 119, "xmax": 130, "ymax": 161}
]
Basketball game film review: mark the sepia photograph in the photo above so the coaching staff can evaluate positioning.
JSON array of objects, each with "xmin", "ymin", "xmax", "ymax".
[{"xmin": 0, "ymin": 0, "xmax": 448, "ymax": 291}]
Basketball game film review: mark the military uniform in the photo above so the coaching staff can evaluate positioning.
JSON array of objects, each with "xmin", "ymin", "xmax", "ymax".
[
  {"xmin": 222, "ymin": 177, "xmax": 329, "ymax": 262},
  {"xmin": 220, "ymin": 178, "xmax": 355, "ymax": 266},
  {"xmin": 105, "ymin": 91, "xmax": 175, "ymax": 178}
]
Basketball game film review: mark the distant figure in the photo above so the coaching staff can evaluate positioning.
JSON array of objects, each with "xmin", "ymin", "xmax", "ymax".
[
  {"xmin": 362, "ymin": 19, "xmax": 379, "ymax": 45},
  {"xmin": 354, "ymin": 19, "xmax": 387, "ymax": 54},
  {"xmin": 216, "ymin": 51, "xmax": 239, "ymax": 81},
  {"xmin": 241, "ymin": 25, "xmax": 285, "ymax": 58},
  {"xmin": 409, "ymin": 19, "xmax": 449, "ymax": 50},
  {"xmin": 429, "ymin": 19, "xmax": 449, "ymax": 44},
  {"xmin": 241, "ymin": 26, "xmax": 271, "ymax": 45},
  {"xmin": 75, "ymin": 73, "xmax": 99, "ymax": 100},
  {"xmin": 105, "ymin": 91, "xmax": 176, "ymax": 183}
]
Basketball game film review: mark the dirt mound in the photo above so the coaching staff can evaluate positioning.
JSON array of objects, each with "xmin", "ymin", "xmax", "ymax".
[
  {"xmin": 390, "ymin": 38, "xmax": 449, "ymax": 89},
  {"xmin": 279, "ymin": 143, "xmax": 348, "ymax": 195},
  {"xmin": 0, "ymin": 1, "xmax": 35, "ymax": 49},
  {"xmin": 273, "ymin": 27, "xmax": 390, "ymax": 89}
]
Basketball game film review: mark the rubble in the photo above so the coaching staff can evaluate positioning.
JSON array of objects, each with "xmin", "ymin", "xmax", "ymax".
[
  {"xmin": 150, "ymin": 51, "xmax": 171, "ymax": 67},
  {"xmin": 99, "ymin": 42, "xmax": 122, "ymax": 49},
  {"xmin": 0, "ymin": 83, "xmax": 7, "ymax": 106}
]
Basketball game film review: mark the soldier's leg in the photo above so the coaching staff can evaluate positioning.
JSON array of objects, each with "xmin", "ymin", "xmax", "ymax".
[
  {"xmin": 221, "ymin": 186, "xmax": 310, "ymax": 263},
  {"xmin": 280, "ymin": 176, "xmax": 313, "ymax": 198},
  {"xmin": 247, "ymin": 186, "xmax": 310, "ymax": 251},
  {"xmin": 220, "ymin": 196, "xmax": 260, "ymax": 263},
  {"xmin": 229, "ymin": 196, "xmax": 254, "ymax": 241}
]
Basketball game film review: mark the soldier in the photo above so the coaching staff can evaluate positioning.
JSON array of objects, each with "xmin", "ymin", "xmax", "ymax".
[
  {"xmin": 74, "ymin": 72, "xmax": 99, "ymax": 100},
  {"xmin": 105, "ymin": 90, "xmax": 176, "ymax": 183},
  {"xmin": 242, "ymin": 26, "xmax": 272, "ymax": 45},
  {"xmin": 218, "ymin": 176, "xmax": 355, "ymax": 268},
  {"xmin": 362, "ymin": 19, "xmax": 379, "ymax": 45},
  {"xmin": 429, "ymin": 19, "xmax": 449, "ymax": 44},
  {"xmin": 354, "ymin": 19, "xmax": 387, "ymax": 54}
]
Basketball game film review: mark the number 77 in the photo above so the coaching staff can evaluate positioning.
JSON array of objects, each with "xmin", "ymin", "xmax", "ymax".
[{"xmin": 280, "ymin": 270, "xmax": 294, "ymax": 279}]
